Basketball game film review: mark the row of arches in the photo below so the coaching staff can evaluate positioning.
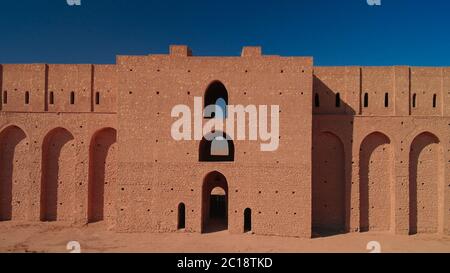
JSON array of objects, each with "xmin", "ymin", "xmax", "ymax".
[
  {"xmin": 313, "ymin": 131, "xmax": 443, "ymax": 234},
  {"xmin": 0, "ymin": 125, "xmax": 117, "ymax": 223}
]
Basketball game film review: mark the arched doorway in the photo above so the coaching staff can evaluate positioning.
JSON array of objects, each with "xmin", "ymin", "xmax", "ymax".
[{"xmin": 202, "ymin": 171, "xmax": 228, "ymax": 233}]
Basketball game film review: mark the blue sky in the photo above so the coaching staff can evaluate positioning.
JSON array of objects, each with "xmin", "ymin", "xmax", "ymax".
[{"xmin": 0, "ymin": 0, "xmax": 449, "ymax": 65}]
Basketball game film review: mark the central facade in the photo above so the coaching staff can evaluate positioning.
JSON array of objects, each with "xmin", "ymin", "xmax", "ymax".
[{"xmin": 0, "ymin": 45, "xmax": 448, "ymax": 238}]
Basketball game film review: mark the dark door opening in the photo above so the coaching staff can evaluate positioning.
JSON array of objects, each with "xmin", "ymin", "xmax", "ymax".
[
  {"xmin": 210, "ymin": 194, "xmax": 226, "ymax": 219},
  {"xmin": 202, "ymin": 172, "xmax": 228, "ymax": 233},
  {"xmin": 244, "ymin": 208, "xmax": 252, "ymax": 232},
  {"xmin": 178, "ymin": 203, "xmax": 185, "ymax": 229},
  {"xmin": 205, "ymin": 187, "xmax": 227, "ymax": 232}
]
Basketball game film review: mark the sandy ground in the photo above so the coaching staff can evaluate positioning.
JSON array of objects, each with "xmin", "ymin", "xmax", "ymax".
[{"xmin": 0, "ymin": 222, "xmax": 449, "ymax": 253}]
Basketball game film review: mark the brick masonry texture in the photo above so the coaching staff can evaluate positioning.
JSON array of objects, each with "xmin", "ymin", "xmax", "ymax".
[{"xmin": 0, "ymin": 45, "xmax": 449, "ymax": 238}]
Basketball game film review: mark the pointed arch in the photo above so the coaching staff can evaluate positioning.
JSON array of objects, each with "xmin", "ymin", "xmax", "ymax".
[
  {"xmin": 40, "ymin": 127, "xmax": 75, "ymax": 222},
  {"xmin": 359, "ymin": 132, "xmax": 393, "ymax": 232},
  {"xmin": 88, "ymin": 127, "xmax": 117, "ymax": 224},
  {"xmin": 0, "ymin": 125, "xmax": 28, "ymax": 221},
  {"xmin": 202, "ymin": 171, "xmax": 228, "ymax": 233},
  {"xmin": 409, "ymin": 132, "xmax": 441, "ymax": 234}
]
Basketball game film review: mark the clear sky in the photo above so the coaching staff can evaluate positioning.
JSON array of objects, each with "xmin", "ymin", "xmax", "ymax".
[{"xmin": 0, "ymin": 0, "xmax": 449, "ymax": 66}]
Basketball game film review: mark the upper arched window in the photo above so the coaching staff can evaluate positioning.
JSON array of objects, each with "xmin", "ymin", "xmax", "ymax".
[{"xmin": 204, "ymin": 81, "xmax": 228, "ymax": 119}]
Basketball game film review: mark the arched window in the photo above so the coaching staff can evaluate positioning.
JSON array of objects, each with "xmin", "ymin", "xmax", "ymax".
[
  {"xmin": 335, "ymin": 93, "xmax": 341, "ymax": 108},
  {"xmin": 70, "ymin": 91, "xmax": 75, "ymax": 105},
  {"xmin": 204, "ymin": 81, "xmax": 228, "ymax": 119},
  {"xmin": 363, "ymin": 93, "xmax": 369, "ymax": 108},
  {"xmin": 412, "ymin": 93, "xmax": 417, "ymax": 108},
  {"xmin": 432, "ymin": 94, "xmax": 437, "ymax": 108},
  {"xmin": 314, "ymin": 93, "xmax": 320, "ymax": 107},
  {"xmin": 384, "ymin": 93, "xmax": 389, "ymax": 108},
  {"xmin": 25, "ymin": 91, "xmax": 30, "ymax": 105},
  {"xmin": 199, "ymin": 131, "xmax": 234, "ymax": 162}
]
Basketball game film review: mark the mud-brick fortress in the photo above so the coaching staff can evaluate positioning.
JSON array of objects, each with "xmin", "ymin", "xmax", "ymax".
[{"xmin": 0, "ymin": 45, "xmax": 449, "ymax": 238}]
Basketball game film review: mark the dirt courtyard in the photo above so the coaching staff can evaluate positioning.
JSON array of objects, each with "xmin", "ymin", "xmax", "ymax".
[{"xmin": 0, "ymin": 222, "xmax": 449, "ymax": 253}]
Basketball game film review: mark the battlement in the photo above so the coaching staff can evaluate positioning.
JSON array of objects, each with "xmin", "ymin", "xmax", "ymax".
[
  {"xmin": 0, "ymin": 64, "xmax": 117, "ymax": 113},
  {"xmin": 1, "ymin": 46, "xmax": 448, "ymax": 118},
  {"xmin": 313, "ymin": 66, "xmax": 450, "ymax": 117}
]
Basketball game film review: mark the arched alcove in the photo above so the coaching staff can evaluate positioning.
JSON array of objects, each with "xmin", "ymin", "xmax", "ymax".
[
  {"xmin": 359, "ymin": 132, "xmax": 393, "ymax": 232},
  {"xmin": 40, "ymin": 127, "xmax": 75, "ymax": 222},
  {"xmin": 0, "ymin": 125, "xmax": 28, "ymax": 221},
  {"xmin": 88, "ymin": 127, "xmax": 117, "ymax": 224},
  {"xmin": 409, "ymin": 132, "xmax": 441, "ymax": 234}
]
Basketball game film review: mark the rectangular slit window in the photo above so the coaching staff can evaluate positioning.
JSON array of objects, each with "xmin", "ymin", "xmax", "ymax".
[
  {"xmin": 363, "ymin": 93, "xmax": 369, "ymax": 108},
  {"xmin": 49, "ymin": 92, "xmax": 54, "ymax": 105},
  {"xmin": 70, "ymin": 91, "xmax": 75, "ymax": 105},
  {"xmin": 95, "ymin": 92, "xmax": 100, "ymax": 105},
  {"xmin": 25, "ymin": 91, "xmax": 30, "ymax": 105},
  {"xmin": 335, "ymin": 93, "xmax": 341, "ymax": 108}
]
